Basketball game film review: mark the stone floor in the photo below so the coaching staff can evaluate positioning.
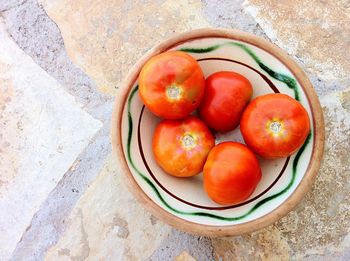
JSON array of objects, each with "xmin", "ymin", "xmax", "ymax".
[{"xmin": 0, "ymin": 0, "xmax": 349, "ymax": 260}]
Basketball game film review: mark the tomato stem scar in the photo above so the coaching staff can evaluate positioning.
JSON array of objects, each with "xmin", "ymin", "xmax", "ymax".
[
  {"xmin": 166, "ymin": 84, "xmax": 182, "ymax": 100},
  {"xmin": 266, "ymin": 119, "xmax": 285, "ymax": 137},
  {"xmin": 181, "ymin": 133, "xmax": 196, "ymax": 150},
  {"xmin": 269, "ymin": 121, "xmax": 282, "ymax": 134}
]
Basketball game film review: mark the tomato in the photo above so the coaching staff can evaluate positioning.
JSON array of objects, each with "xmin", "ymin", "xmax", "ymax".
[
  {"xmin": 153, "ymin": 116, "xmax": 215, "ymax": 177},
  {"xmin": 139, "ymin": 51, "xmax": 205, "ymax": 119},
  {"xmin": 240, "ymin": 93, "xmax": 310, "ymax": 159},
  {"xmin": 203, "ymin": 142, "xmax": 262, "ymax": 205},
  {"xmin": 199, "ymin": 71, "xmax": 253, "ymax": 132}
]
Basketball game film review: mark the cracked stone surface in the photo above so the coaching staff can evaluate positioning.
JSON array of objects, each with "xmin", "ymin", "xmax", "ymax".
[{"xmin": 0, "ymin": 0, "xmax": 349, "ymax": 260}]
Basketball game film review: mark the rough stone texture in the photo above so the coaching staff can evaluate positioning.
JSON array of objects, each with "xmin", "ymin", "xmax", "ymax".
[
  {"xmin": 202, "ymin": 0, "xmax": 268, "ymax": 38},
  {"xmin": 244, "ymin": 0, "xmax": 350, "ymax": 87},
  {"xmin": 212, "ymin": 225, "xmax": 291, "ymax": 260},
  {"xmin": 3, "ymin": 0, "xmax": 112, "ymax": 120},
  {"xmin": 11, "ymin": 124, "xmax": 112, "ymax": 261},
  {"xmin": 0, "ymin": 0, "xmax": 349, "ymax": 260},
  {"xmin": 45, "ymin": 154, "xmax": 171, "ymax": 261},
  {"xmin": 146, "ymin": 230, "xmax": 214, "ymax": 261},
  {"xmin": 0, "ymin": 18, "xmax": 101, "ymax": 260},
  {"xmin": 1, "ymin": 1, "xmax": 115, "ymax": 260},
  {"xmin": 0, "ymin": 0, "xmax": 26, "ymax": 12}
]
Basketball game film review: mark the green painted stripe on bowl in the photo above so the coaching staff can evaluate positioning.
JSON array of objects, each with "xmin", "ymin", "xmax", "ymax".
[
  {"xmin": 125, "ymin": 86, "xmax": 312, "ymax": 222},
  {"xmin": 179, "ymin": 42, "xmax": 300, "ymax": 101}
]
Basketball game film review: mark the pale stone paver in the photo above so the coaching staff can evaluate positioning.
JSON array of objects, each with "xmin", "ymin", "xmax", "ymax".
[
  {"xmin": 45, "ymin": 154, "xmax": 171, "ymax": 261},
  {"xmin": 0, "ymin": 18, "xmax": 102, "ymax": 260}
]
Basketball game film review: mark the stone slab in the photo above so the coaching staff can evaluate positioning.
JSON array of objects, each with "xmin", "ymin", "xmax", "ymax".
[
  {"xmin": 0, "ymin": 18, "xmax": 102, "ymax": 260},
  {"xmin": 45, "ymin": 154, "xmax": 171, "ymax": 261}
]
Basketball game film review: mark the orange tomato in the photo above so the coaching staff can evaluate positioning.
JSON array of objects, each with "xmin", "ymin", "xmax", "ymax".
[
  {"xmin": 199, "ymin": 71, "xmax": 253, "ymax": 132},
  {"xmin": 240, "ymin": 93, "xmax": 310, "ymax": 159},
  {"xmin": 139, "ymin": 51, "xmax": 205, "ymax": 119},
  {"xmin": 153, "ymin": 116, "xmax": 215, "ymax": 177},
  {"xmin": 203, "ymin": 142, "xmax": 262, "ymax": 205}
]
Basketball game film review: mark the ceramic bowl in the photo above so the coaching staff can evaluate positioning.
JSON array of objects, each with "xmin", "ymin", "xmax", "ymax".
[{"xmin": 111, "ymin": 28, "xmax": 324, "ymax": 236}]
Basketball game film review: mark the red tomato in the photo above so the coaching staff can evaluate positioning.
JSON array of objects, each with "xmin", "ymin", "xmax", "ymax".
[
  {"xmin": 199, "ymin": 71, "xmax": 253, "ymax": 132},
  {"xmin": 240, "ymin": 93, "xmax": 310, "ymax": 159},
  {"xmin": 203, "ymin": 142, "xmax": 262, "ymax": 205},
  {"xmin": 153, "ymin": 116, "xmax": 215, "ymax": 177},
  {"xmin": 139, "ymin": 51, "xmax": 205, "ymax": 119}
]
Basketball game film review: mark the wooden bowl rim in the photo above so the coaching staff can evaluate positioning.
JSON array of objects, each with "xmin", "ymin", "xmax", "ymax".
[{"xmin": 110, "ymin": 28, "xmax": 325, "ymax": 237}]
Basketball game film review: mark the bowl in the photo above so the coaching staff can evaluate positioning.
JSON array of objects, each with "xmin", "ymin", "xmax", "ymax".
[{"xmin": 111, "ymin": 28, "xmax": 324, "ymax": 236}]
